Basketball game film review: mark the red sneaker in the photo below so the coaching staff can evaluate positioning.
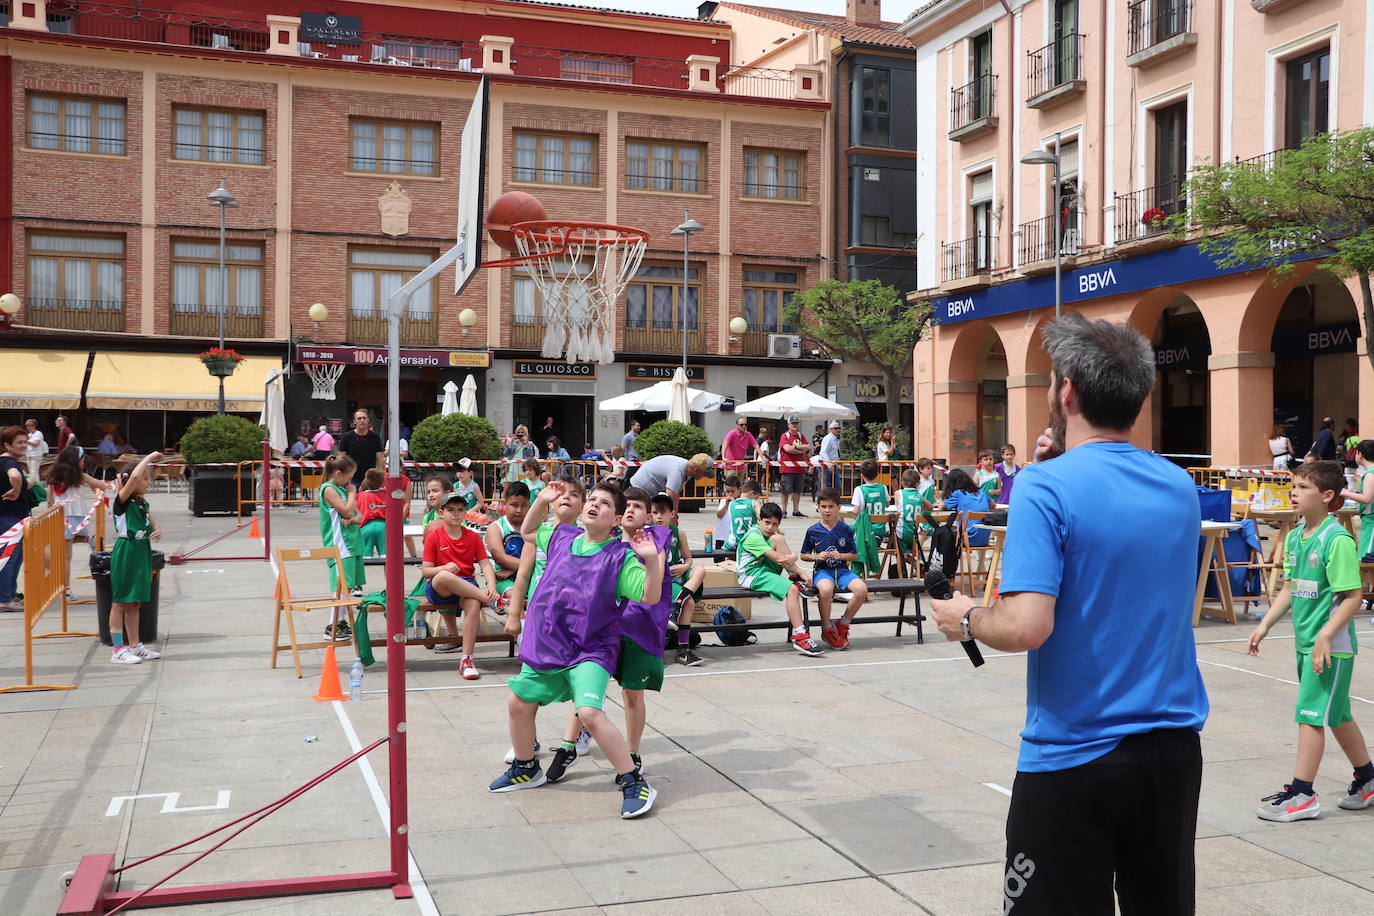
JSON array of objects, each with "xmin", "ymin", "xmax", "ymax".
[
  {"xmin": 835, "ymin": 622, "xmax": 851, "ymax": 649},
  {"xmin": 790, "ymin": 630, "xmax": 824, "ymax": 657},
  {"xmin": 821, "ymin": 625, "xmax": 844, "ymax": 650},
  {"xmin": 459, "ymin": 656, "xmax": 480, "ymax": 680}
]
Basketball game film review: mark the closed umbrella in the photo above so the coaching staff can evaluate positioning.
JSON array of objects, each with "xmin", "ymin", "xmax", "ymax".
[
  {"xmin": 259, "ymin": 368, "xmax": 287, "ymax": 452},
  {"xmin": 459, "ymin": 374, "xmax": 479, "ymax": 417},
  {"xmin": 667, "ymin": 367, "xmax": 692, "ymax": 424},
  {"xmin": 441, "ymin": 380, "xmax": 460, "ymax": 416},
  {"xmin": 734, "ymin": 385, "xmax": 857, "ymax": 421}
]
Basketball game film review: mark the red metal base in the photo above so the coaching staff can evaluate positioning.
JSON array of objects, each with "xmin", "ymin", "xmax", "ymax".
[{"xmin": 58, "ymin": 857, "xmax": 406, "ymax": 914}]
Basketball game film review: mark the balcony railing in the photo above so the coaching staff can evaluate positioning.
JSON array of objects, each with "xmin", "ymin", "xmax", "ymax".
[
  {"xmin": 169, "ymin": 305, "xmax": 263, "ymax": 338},
  {"xmin": 1017, "ymin": 213, "xmax": 1082, "ymax": 265},
  {"xmin": 1114, "ymin": 183, "xmax": 1185, "ymax": 244},
  {"xmin": 625, "ymin": 325, "xmax": 705, "ymax": 354},
  {"xmin": 1026, "ymin": 33, "xmax": 1082, "ymax": 102},
  {"xmin": 34, "ymin": 3, "xmax": 800, "ymax": 101},
  {"xmin": 941, "ymin": 237, "xmax": 996, "ymax": 282},
  {"xmin": 347, "ymin": 312, "xmax": 437, "ymax": 345},
  {"xmin": 509, "ymin": 320, "xmax": 544, "ymax": 350},
  {"xmin": 1127, "ymin": 0, "xmax": 1193, "ymax": 57},
  {"xmin": 950, "ymin": 74, "xmax": 997, "ymax": 136},
  {"xmin": 26, "ymin": 298, "xmax": 125, "ymax": 332}
]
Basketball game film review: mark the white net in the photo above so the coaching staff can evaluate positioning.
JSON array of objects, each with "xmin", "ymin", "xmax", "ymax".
[
  {"xmin": 303, "ymin": 362, "xmax": 345, "ymax": 400},
  {"xmin": 513, "ymin": 222, "xmax": 648, "ymax": 365}
]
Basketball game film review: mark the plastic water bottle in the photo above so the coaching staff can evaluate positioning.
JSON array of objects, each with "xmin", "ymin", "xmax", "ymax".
[
  {"xmin": 704, "ymin": 529, "xmax": 713, "ymax": 553},
  {"xmin": 349, "ymin": 659, "xmax": 364, "ymax": 701}
]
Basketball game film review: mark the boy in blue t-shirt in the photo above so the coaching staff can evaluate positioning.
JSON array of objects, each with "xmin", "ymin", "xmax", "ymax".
[{"xmin": 800, "ymin": 487, "xmax": 869, "ymax": 651}]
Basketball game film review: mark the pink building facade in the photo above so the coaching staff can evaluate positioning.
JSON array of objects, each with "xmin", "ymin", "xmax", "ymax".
[{"xmin": 903, "ymin": 0, "xmax": 1370, "ymax": 467}]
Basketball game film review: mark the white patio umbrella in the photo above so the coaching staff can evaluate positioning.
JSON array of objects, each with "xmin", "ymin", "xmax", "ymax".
[
  {"xmin": 258, "ymin": 368, "xmax": 288, "ymax": 452},
  {"xmin": 733, "ymin": 385, "xmax": 857, "ymax": 421},
  {"xmin": 667, "ymin": 367, "xmax": 692, "ymax": 424},
  {"xmin": 459, "ymin": 374, "xmax": 479, "ymax": 416},
  {"xmin": 598, "ymin": 379, "xmax": 726, "ymax": 414},
  {"xmin": 441, "ymin": 379, "xmax": 460, "ymax": 416}
]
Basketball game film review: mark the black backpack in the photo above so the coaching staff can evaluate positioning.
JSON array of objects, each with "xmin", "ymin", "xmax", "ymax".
[
  {"xmin": 923, "ymin": 512, "xmax": 961, "ymax": 581},
  {"xmin": 713, "ymin": 606, "xmax": 757, "ymax": 647}
]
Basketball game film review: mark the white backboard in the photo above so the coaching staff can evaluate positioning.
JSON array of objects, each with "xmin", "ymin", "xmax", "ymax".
[{"xmin": 455, "ymin": 76, "xmax": 488, "ymax": 295}]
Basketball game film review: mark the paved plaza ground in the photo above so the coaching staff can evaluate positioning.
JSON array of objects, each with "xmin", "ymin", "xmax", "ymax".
[{"xmin": 3, "ymin": 491, "xmax": 1374, "ymax": 915}]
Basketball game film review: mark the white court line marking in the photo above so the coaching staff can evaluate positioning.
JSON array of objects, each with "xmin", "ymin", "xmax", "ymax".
[
  {"xmin": 331, "ymin": 701, "xmax": 440, "ymax": 916},
  {"xmin": 1197, "ymin": 658, "xmax": 1374, "ymax": 706},
  {"xmin": 982, "ymin": 782, "xmax": 1013, "ymax": 797}
]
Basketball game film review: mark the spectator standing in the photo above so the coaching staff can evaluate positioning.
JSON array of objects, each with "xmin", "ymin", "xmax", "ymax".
[
  {"xmin": 24, "ymin": 419, "xmax": 46, "ymax": 481},
  {"xmin": 777, "ymin": 415, "xmax": 812, "ymax": 517},
  {"xmin": 621, "ymin": 421, "xmax": 642, "ymax": 462},
  {"xmin": 310, "ymin": 425, "xmax": 335, "ymax": 458},
  {"xmin": 338, "ymin": 409, "xmax": 385, "ymax": 487},
  {"xmin": 874, "ymin": 425, "xmax": 896, "ymax": 463},
  {"xmin": 996, "ymin": 444, "xmax": 1021, "ymax": 506},
  {"xmin": 504, "ymin": 425, "xmax": 540, "ymax": 482},
  {"xmin": 930, "ymin": 313, "xmax": 1208, "ymax": 914},
  {"xmin": 54, "ymin": 416, "xmax": 75, "ymax": 454},
  {"xmin": 720, "ymin": 418, "xmax": 759, "ymax": 477},
  {"xmin": 1312, "ymin": 417, "xmax": 1337, "ymax": 461},
  {"xmin": 0, "ymin": 426, "xmax": 32, "ymax": 611},
  {"xmin": 811, "ymin": 425, "xmax": 825, "ymax": 453},
  {"xmin": 1269, "ymin": 425, "xmax": 1295, "ymax": 471},
  {"xmin": 540, "ymin": 416, "xmax": 559, "ymax": 447},
  {"xmin": 817, "ymin": 421, "xmax": 842, "ymax": 492}
]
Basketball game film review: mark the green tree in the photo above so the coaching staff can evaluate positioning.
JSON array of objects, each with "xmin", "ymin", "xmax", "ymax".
[
  {"xmin": 785, "ymin": 279, "xmax": 931, "ymax": 428},
  {"xmin": 180, "ymin": 414, "xmax": 264, "ymax": 464},
  {"xmin": 409, "ymin": 413, "xmax": 503, "ymax": 463},
  {"xmin": 1178, "ymin": 128, "xmax": 1374, "ymax": 369},
  {"xmin": 634, "ymin": 420, "xmax": 713, "ymax": 461}
]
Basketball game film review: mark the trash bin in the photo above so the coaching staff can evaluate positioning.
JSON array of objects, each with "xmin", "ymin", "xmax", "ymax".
[{"xmin": 90, "ymin": 549, "xmax": 166, "ymax": 646}]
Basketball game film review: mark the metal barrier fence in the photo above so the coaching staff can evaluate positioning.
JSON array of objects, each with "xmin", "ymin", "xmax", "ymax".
[{"xmin": 0, "ymin": 506, "xmax": 97, "ymax": 693}]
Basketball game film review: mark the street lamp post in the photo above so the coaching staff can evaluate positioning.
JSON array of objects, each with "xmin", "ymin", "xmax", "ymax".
[
  {"xmin": 1020, "ymin": 133, "xmax": 1062, "ymax": 317},
  {"xmin": 206, "ymin": 179, "xmax": 239, "ymax": 413},
  {"xmin": 670, "ymin": 211, "xmax": 704, "ymax": 377}
]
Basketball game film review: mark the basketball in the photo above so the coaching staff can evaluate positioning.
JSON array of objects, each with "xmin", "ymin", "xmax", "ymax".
[{"xmin": 485, "ymin": 191, "xmax": 548, "ymax": 252}]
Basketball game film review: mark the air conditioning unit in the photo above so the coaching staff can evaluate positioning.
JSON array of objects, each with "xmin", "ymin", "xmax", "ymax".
[{"xmin": 768, "ymin": 333, "xmax": 800, "ymax": 358}]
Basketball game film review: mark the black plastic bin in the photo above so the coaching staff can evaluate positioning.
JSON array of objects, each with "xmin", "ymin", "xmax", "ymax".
[{"xmin": 90, "ymin": 549, "xmax": 166, "ymax": 646}]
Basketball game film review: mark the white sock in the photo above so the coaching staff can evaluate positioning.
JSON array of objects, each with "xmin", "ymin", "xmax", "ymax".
[{"xmin": 793, "ymin": 625, "xmax": 807, "ymax": 635}]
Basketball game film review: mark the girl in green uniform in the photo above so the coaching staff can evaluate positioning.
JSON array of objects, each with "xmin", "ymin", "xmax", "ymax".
[
  {"xmin": 453, "ymin": 464, "xmax": 484, "ymax": 512},
  {"xmin": 109, "ymin": 451, "xmax": 163, "ymax": 665},
  {"xmin": 1341, "ymin": 440, "xmax": 1374, "ymax": 559},
  {"xmin": 319, "ymin": 455, "xmax": 366, "ymax": 605}
]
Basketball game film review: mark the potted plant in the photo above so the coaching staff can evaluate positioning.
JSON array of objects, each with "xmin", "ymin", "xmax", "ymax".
[
  {"xmin": 199, "ymin": 346, "xmax": 246, "ymax": 378},
  {"xmin": 634, "ymin": 420, "xmax": 715, "ymax": 512},
  {"xmin": 408, "ymin": 413, "xmax": 503, "ymax": 464},
  {"xmin": 180, "ymin": 413, "xmax": 265, "ymax": 516}
]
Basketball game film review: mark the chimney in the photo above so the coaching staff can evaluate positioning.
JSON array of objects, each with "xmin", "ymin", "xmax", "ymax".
[{"xmin": 847, "ymin": 0, "xmax": 882, "ymax": 26}]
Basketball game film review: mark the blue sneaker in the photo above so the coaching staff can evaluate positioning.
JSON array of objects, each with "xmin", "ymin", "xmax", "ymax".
[
  {"xmin": 489, "ymin": 761, "xmax": 546, "ymax": 793},
  {"xmin": 617, "ymin": 771, "xmax": 657, "ymax": 819}
]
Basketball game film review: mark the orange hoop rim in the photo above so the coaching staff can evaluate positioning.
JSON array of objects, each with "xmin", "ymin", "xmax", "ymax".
[{"xmin": 481, "ymin": 219, "xmax": 649, "ymax": 269}]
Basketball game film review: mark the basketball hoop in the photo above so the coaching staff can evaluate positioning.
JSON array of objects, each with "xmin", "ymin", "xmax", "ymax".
[
  {"xmin": 302, "ymin": 361, "xmax": 345, "ymax": 400},
  {"xmin": 510, "ymin": 220, "xmax": 648, "ymax": 365}
]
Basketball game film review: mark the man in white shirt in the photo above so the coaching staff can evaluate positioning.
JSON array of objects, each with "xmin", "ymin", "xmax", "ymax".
[{"xmin": 818, "ymin": 421, "xmax": 842, "ymax": 492}]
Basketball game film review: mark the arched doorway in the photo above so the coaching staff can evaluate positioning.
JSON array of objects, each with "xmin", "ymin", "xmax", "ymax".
[
  {"xmin": 1151, "ymin": 295, "xmax": 1211, "ymax": 461},
  {"xmin": 977, "ymin": 334, "xmax": 1008, "ymax": 452},
  {"xmin": 942, "ymin": 321, "xmax": 1008, "ymax": 462},
  {"xmin": 1271, "ymin": 271, "xmax": 1360, "ymax": 455}
]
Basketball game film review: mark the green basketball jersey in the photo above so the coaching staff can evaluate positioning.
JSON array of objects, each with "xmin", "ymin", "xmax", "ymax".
[
  {"xmin": 112, "ymin": 495, "xmax": 151, "ymax": 540},
  {"xmin": 319, "ymin": 482, "xmax": 363, "ymax": 559},
  {"xmin": 896, "ymin": 488, "xmax": 924, "ymax": 541},
  {"xmin": 855, "ymin": 482, "xmax": 889, "ymax": 517},
  {"xmin": 1284, "ymin": 516, "xmax": 1361, "ymax": 656},
  {"xmin": 976, "ymin": 469, "xmax": 999, "ymax": 497},
  {"xmin": 1360, "ymin": 468, "xmax": 1374, "ymax": 518},
  {"xmin": 722, "ymin": 497, "xmax": 757, "ymax": 550},
  {"xmin": 524, "ymin": 477, "xmax": 545, "ymax": 503},
  {"xmin": 736, "ymin": 526, "xmax": 781, "ymax": 581},
  {"xmin": 454, "ymin": 479, "xmax": 480, "ymax": 510}
]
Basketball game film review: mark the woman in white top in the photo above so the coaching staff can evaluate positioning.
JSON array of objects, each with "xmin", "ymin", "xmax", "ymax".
[
  {"xmin": 875, "ymin": 425, "xmax": 896, "ymax": 463},
  {"xmin": 24, "ymin": 419, "xmax": 47, "ymax": 481},
  {"xmin": 1268, "ymin": 424, "xmax": 1295, "ymax": 470}
]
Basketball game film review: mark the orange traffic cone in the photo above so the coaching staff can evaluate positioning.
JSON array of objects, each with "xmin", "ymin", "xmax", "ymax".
[
  {"xmin": 249, "ymin": 516, "xmax": 261, "ymax": 539},
  {"xmin": 312, "ymin": 644, "xmax": 349, "ymax": 702}
]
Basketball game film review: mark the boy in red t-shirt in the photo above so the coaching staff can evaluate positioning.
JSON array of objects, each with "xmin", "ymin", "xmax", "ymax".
[
  {"xmin": 355, "ymin": 468, "xmax": 388, "ymax": 556},
  {"xmin": 421, "ymin": 493, "xmax": 499, "ymax": 680}
]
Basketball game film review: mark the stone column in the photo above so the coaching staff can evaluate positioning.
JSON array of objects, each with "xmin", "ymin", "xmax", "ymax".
[
  {"xmin": 266, "ymin": 16, "xmax": 300, "ymax": 55},
  {"xmin": 1006, "ymin": 374, "xmax": 1050, "ymax": 454},
  {"xmin": 481, "ymin": 36, "xmax": 514, "ymax": 74},
  {"xmin": 686, "ymin": 55, "xmax": 720, "ymax": 92},
  {"xmin": 1207, "ymin": 351, "xmax": 1275, "ymax": 466},
  {"xmin": 933, "ymin": 380, "xmax": 978, "ymax": 465}
]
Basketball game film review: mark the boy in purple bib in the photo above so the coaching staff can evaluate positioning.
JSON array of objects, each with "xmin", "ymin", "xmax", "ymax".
[{"xmin": 490, "ymin": 480, "xmax": 666, "ymax": 819}]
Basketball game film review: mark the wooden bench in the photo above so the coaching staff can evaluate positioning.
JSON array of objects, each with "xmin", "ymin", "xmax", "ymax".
[
  {"xmin": 692, "ymin": 579, "xmax": 927, "ymax": 643},
  {"xmin": 362, "ymin": 555, "xmax": 423, "ymax": 566},
  {"xmin": 355, "ymin": 600, "xmax": 516, "ymax": 656}
]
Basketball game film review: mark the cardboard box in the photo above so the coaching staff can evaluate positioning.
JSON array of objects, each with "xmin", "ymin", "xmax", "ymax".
[{"xmin": 694, "ymin": 562, "xmax": 751, "ymax": 623}]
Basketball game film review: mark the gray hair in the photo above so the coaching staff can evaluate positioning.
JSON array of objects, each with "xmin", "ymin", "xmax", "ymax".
[{"xmin": 1041, "ymin": 312, "xmax": 1154, "ymax": 430}]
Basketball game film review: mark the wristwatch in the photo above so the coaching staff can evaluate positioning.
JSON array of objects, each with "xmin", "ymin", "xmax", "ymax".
[{"xmin": 960, "ymin": 607, "xmax": 978, "ymax": 641}]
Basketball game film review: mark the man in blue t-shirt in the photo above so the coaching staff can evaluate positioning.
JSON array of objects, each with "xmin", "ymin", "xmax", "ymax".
[{"xmin": 931, "ymin": 313, "xmax": 1208, "ymax": 916}]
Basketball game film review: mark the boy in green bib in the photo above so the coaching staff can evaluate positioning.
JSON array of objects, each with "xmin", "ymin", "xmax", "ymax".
[
  {"xmin": 720, "ymin": 477, "xmax": 762, "ymax": 551},
  {"xmin": 894, "ymin": 467, "xmax": 930, "ymax": 556},
  {"xmin": 975, "ymin": 449, "xmax": 1000, "ymax": 500},
  {"xmin": 485, "ymin": 481, "xmax": 531, "ymax": 598},
  {"xmin": 109, "ymin": 451, "xmax": 164, "ymax": 665},
  {"xmin": 1248, "ymin": 460, "xmax": 1374, "ymax": 821},
  {"xmin": 737, "ymin": 502, "xmax": 821, "ymax": 657},
  {"xmin": 848, "ymin": 460, "xmax": 889, "ymax": 517},
  {"xmin": 1340, "ymin": 440, "xmax": 1374, "ymax": 560}
]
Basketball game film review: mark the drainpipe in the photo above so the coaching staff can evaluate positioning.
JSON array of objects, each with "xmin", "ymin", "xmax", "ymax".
[{"xmin": 833, "ymin": 40, "xmax": 849, "ymax": 281}]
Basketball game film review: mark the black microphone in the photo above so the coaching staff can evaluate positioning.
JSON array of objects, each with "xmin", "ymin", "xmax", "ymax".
[{"xmin": 924, "ymin": 570, "xmax": 985, "ymax": 667}]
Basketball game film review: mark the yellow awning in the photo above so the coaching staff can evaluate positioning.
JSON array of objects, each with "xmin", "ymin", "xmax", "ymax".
[
  {"xmin": 87, "ymin": 352, "xmax": 282, "ymax": 412},
  {"xmin": 0, "ymin": 349, "xmax": 88, "ymax": 410}
]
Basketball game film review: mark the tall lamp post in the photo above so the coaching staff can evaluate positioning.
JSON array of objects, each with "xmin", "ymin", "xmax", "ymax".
[
  {"xmin": 207, "ymin": 179, "xmax": 239, "ymax": 413},
  {"xmin": 670, "ymin": 211, "xmax": 704, "ymax": 377},
  {"xmin": 1020, "ymin": 133, "xmax": 1062, "ymax": 317}
]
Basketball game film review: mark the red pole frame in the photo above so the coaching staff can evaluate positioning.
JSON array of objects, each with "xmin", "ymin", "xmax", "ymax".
[{"xmin": 384, "ymin": 472, "xmax": 412, "ymax": 897}]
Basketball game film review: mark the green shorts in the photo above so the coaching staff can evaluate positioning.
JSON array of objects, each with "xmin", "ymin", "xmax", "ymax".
[
  {"xmin": 615, "ymin": 637, "xmax": 664, "ymax": 692},
  {"xmin": 739, "ymin": 568, "xmax": 792, "ymax": 602},
  {"xmin": 110, "ymin": 538, "xmax": 153, "ymax": 604},
  {"xmin": 1360, "ymin": 516, "xmax": 1374, "ymax": 558},
  {"xmin": 494, "ymin": 577, "xmax": 516, "ymax": 597},
  {"xmin": 1295, "ymin": 652, "xmax": 1355, "ymax": 727},
  {"xmin": 508, "ymin": 660, "xmax": 611, "ymax": 710}
]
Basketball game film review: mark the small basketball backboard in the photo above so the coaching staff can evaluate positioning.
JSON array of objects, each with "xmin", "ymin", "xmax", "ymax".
[{"xmin": 454, "ymin": 75, "xmax": 489, "ymax": 295}]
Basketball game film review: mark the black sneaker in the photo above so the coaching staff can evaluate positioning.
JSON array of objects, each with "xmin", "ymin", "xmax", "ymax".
[
  {"xmin": 676, "ymin": 647, "xmax": 703, "ymax": 667},
  {"xmin": 546, "ymin": 745, "xmax": 578, "ymax": 783},
  {"xmin": 324, "ymin": 621, "xmax": 352, "ymax": 640},
  {"xmin": 791, "ymin": 511, "xmax": 806, "ymax": 518}
]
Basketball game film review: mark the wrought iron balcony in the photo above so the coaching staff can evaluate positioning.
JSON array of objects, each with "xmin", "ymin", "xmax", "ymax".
[
  {"xmin": 1114, "ymin": 183, "xmax": 1185, "ymax": 244},
  {"xmin": 941, "ymin": 236, "xmax": 996, "ymax": 282},
  {"xmin": 1126, "ymin": 0, "xmax": 1196, "ymax": 66},
  {"xmin": 169, "ymin": 304, "xmax": 263, "ymax": 338},
  {"xmin": 1026, "ymin": 33, "xmax": 1085, "ymax": 108},
  {"xmin": 950, "ymin": 74, "xmax": 997, "ymax": 141},
  {"xmin": 26, "ymin": 298, "xmax": 125, "ymax": 332}
]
